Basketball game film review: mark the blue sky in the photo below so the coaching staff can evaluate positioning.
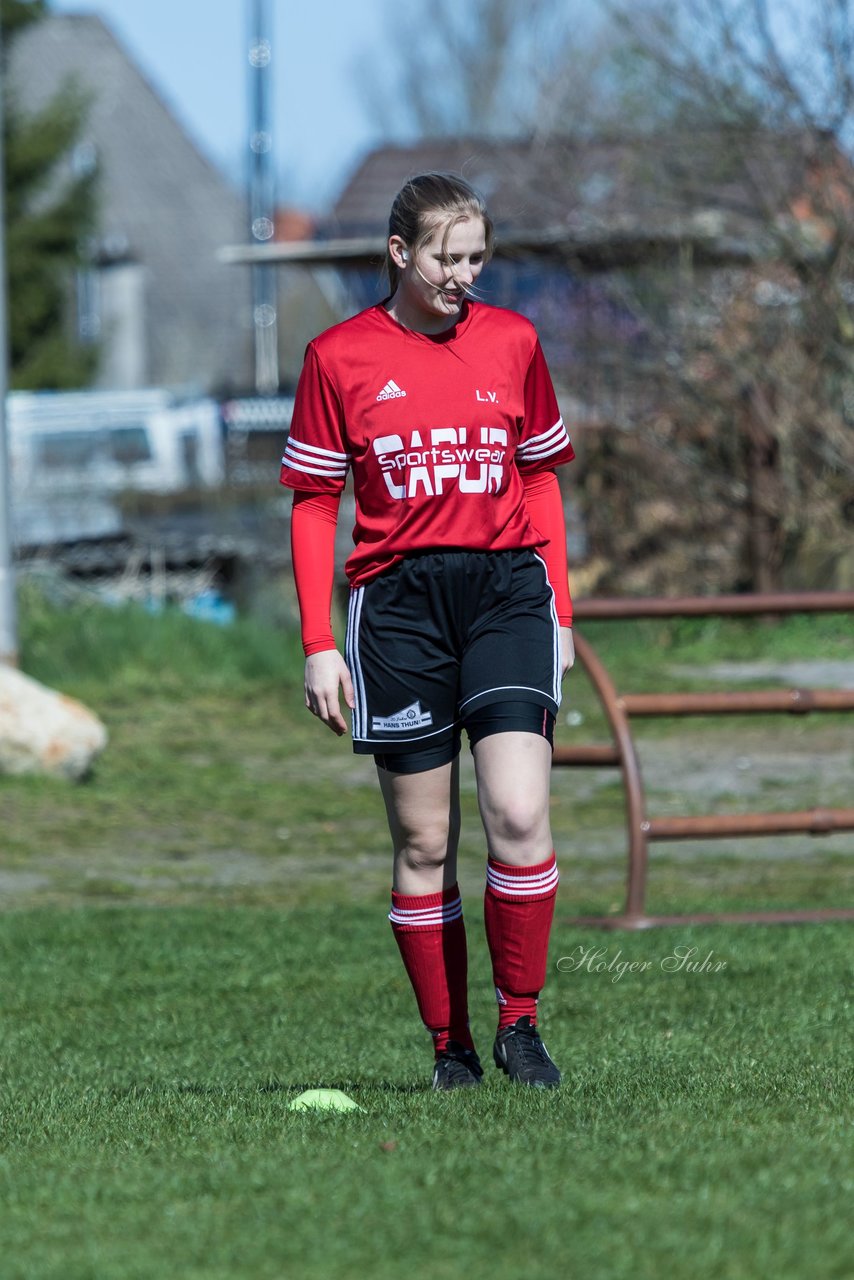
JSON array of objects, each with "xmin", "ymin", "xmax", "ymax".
[{"xmin": 50, "ymin": 0, "xmax": 395, "ymax": 211}]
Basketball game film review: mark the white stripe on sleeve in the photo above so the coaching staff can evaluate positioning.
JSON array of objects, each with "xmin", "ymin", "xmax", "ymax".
[
  {"xmin": 283, "ymin": 435, "xmax": 351, "ymax": 478},
  {"xmin": 516, "ymin": 418, "xmax": 570, "ymax": 462}
]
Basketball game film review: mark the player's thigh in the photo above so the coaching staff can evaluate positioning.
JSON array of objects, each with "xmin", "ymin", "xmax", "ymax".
[
  {"xmin": 377, "ymin": 756, "xmax": 460, "ymax": 862},
  {"xmin": 347, "ymin": 568, "xmax": 458, "ymax": 757},
  {"xmin": 458, "ymin": 551, "xmax": 561, "ymax": 721},
  {"xmin": 472, "ymin": 732, "xmax": 553, "ymax": 863}
]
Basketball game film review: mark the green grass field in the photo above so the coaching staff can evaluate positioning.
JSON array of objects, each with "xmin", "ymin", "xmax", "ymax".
[
  {"xmin": 1, "ymin": 910, "xmax": 851, "ymax": 1280},
  {"xmin": 1, "ymin": 588, "xmax": 852, "ymax": 1278}
]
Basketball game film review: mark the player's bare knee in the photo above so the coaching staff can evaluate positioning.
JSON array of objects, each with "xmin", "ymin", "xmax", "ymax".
[
  {"xmin": 399, "ymin": 844, "xmax": 448, "ymax": 874},
  {"xmin": 397, "ymin": 819, "xmax": 453, "ymax": 872},
  {"xmin": 485, "ymin": 795, "xmax": 548, "ymax": 849}
]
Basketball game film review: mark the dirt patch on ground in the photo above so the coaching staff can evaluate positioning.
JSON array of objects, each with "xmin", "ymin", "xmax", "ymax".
[{"xmin": 1, "ymin": 718, "xmax": 851, "ymax": 909}]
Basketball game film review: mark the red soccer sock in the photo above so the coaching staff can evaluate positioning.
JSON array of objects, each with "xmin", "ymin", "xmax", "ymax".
[
  {"xmin": 389, "ymin": 884, "xmax": 475, "ymax": 1055},
  {"xmin": 484, "ymin": 851, "xmax": 559, "ymax": 1029}
]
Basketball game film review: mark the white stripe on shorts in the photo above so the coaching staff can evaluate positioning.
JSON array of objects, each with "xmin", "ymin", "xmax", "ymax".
[
  {"xmin": 457, "ymin": 684, "xmax": 558, "ymax": 714},
  {"xmin": 346, "ymin": 586, "xmax": 367, "ymax": 740},
  {"xmin": 533, "ymin": 551, "xmax": 562, "ymax": 708}
]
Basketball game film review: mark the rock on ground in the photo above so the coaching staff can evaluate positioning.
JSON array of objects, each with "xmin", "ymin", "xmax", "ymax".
[{"xmin": 0, "ymin": 665, "xmax": 107, "ymax": 781}]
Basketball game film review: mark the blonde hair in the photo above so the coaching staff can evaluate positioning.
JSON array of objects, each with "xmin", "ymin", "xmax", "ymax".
[{"xmin": 385, "ymin": 172, "xmax": 494, "ymax": 293}]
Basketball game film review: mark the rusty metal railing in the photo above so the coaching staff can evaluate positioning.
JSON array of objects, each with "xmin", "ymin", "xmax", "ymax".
[{"xmin": 554, "ymin": 591, "xmax": 854, "ymax": 929}]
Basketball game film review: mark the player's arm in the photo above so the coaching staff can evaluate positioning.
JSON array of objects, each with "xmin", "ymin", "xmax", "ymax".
[
  {"xmin": 516, "ymin": 333, "xmax": 575, "ymax": 675},
  {"xmin": 521, "ymin": 469, "xmax": 575, "ymax": 675},
  {"xmin": 291, "ymin": 490, "xmax": 354, "ymax": 735}
]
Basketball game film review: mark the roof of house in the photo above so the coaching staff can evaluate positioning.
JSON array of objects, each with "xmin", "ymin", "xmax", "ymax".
[
  {"xmin": 219, "ymin": 130, "xmax": 825, "ymax": 270},
  {"xmin": 9, "ymin": 13, "xmax": 251, "ymax": 392},
  {"xmin": 315, "ymin": 131, "xmax": 824, "ymax": 268}
]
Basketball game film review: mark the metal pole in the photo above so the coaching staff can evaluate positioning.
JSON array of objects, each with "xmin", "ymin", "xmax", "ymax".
[
  {"xmin": 0, "ymin": 15, "xmax": 19, "ymax": 666},
  {"xmin": 573, "ymin": 591, "xmax": 854, "ymax": 619},
  {"xmin": 248, "ymin": 0, "xmax": 278, "ymax": 394}
]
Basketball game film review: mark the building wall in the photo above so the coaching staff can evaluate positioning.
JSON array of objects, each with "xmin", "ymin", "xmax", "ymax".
[{"xmin": 10, "ymin": 14, "xmax": 253, "ymax": 394}]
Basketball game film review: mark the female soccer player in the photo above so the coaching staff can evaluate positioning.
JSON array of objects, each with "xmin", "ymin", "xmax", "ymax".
[{"xmin": 281, "ymin": 172, "xmax": 575, "ymax": 1089}]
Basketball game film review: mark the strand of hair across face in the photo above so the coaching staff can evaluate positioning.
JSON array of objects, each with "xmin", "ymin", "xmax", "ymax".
[{"xmin": 408, "ymin": 253, "xmax": 488, "ymax": 303}]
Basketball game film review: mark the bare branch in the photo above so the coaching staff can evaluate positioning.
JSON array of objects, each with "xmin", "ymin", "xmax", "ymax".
[{"xmin": 751, "ymin": 0, "xmax": 815, "ymax": 124}]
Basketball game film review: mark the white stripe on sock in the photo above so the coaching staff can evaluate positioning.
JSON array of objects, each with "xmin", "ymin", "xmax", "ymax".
[
  {"xmin": 486, "ymin": 862, "xmax": 559, "ymax": 898},
  {"xmin": 388, "ymin": 900, "xmax": 463, "ymax": 927}
]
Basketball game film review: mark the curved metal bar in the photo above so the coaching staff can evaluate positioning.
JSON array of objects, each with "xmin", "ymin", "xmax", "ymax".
[
  {"xmin": 646, "ymin": 808, "xmax": 854, "ymax": 840},
  {"xmin": 620, "ymin": 689, "xmax": 854, "ymax": 716},
  {"xmin": 558, "ymin": 596, "xmax": 854, "ymax": 929},
  {"xmin": 573, "ymin": 591, "xmax": 854, "ymax": 619},
  {"xmin": 571, "ymin": 631, "xmax": 650, "ymax": 924}
]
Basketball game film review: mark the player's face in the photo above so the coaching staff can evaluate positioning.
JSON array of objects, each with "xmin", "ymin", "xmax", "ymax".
[{"xmin": 399, "ymin": 216, "xmax": 487, "ymax": 329}]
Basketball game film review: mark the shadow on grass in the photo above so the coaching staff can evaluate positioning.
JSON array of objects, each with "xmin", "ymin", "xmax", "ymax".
[
  {"xmin": 103, "ymin": 1079, "xmax": 427, "ymax": 1098},
  {"xmin": 261, "ymin": 1080, "xmax": 426, "ymax": 1096}
]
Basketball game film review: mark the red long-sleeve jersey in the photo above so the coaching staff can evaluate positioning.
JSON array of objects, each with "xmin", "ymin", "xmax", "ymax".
[{"xmin": 280, "ymin": 299, "xmax": 575, "ymax": 588}]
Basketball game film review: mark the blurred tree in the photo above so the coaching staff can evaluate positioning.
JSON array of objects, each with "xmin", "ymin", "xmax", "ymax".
[
  {"xmin": 357, "ymin": 0, "xmax": 854, "ymax": 591},
  {"xmin": 2, "ymin": 0, "xmax": 99, "ymax": 388},
  {"xmin": 358, "ymin": 0, "xmax": 680, "ymax": 141},
  {"xmin": 359, "ymin": 0, "xmax": 604, "ymax": 138},
  {"xmin": 588, "ymin": 0, "xmax": 854, "ymax": 592}
]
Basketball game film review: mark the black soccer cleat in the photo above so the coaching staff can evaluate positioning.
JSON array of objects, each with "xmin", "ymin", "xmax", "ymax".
[
  {"xmin": 493, "ymin": 1016, "xmax": 562, "ymax": 1088},
  {"xmin": 432, "ymin": 1041, "xmax": 484, "ymax": 1091}
]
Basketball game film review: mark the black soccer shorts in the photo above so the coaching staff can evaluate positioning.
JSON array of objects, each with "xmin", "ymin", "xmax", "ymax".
[{"xmin": 346, "ymin": 548, "xmax": 562, "ymax": 764}]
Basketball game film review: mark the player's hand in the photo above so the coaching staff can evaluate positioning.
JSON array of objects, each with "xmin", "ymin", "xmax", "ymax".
[
  {"xmin": 304, "ymin": 649, "xmax": 355, "ymax": 736},
  {"xmin": 559, "ymin": 626, "xmax": 575, "ymax": 677}
]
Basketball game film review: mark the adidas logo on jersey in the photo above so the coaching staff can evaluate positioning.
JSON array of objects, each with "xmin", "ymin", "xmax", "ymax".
[{"xmin": 377, "ymin": 379, "xmax": 407, "ymax": 401}]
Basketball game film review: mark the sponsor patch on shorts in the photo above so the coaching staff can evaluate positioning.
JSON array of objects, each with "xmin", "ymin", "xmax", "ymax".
[{"xmin": 371, "ymin": 700, "xmax": 433, "ymax": 733}]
